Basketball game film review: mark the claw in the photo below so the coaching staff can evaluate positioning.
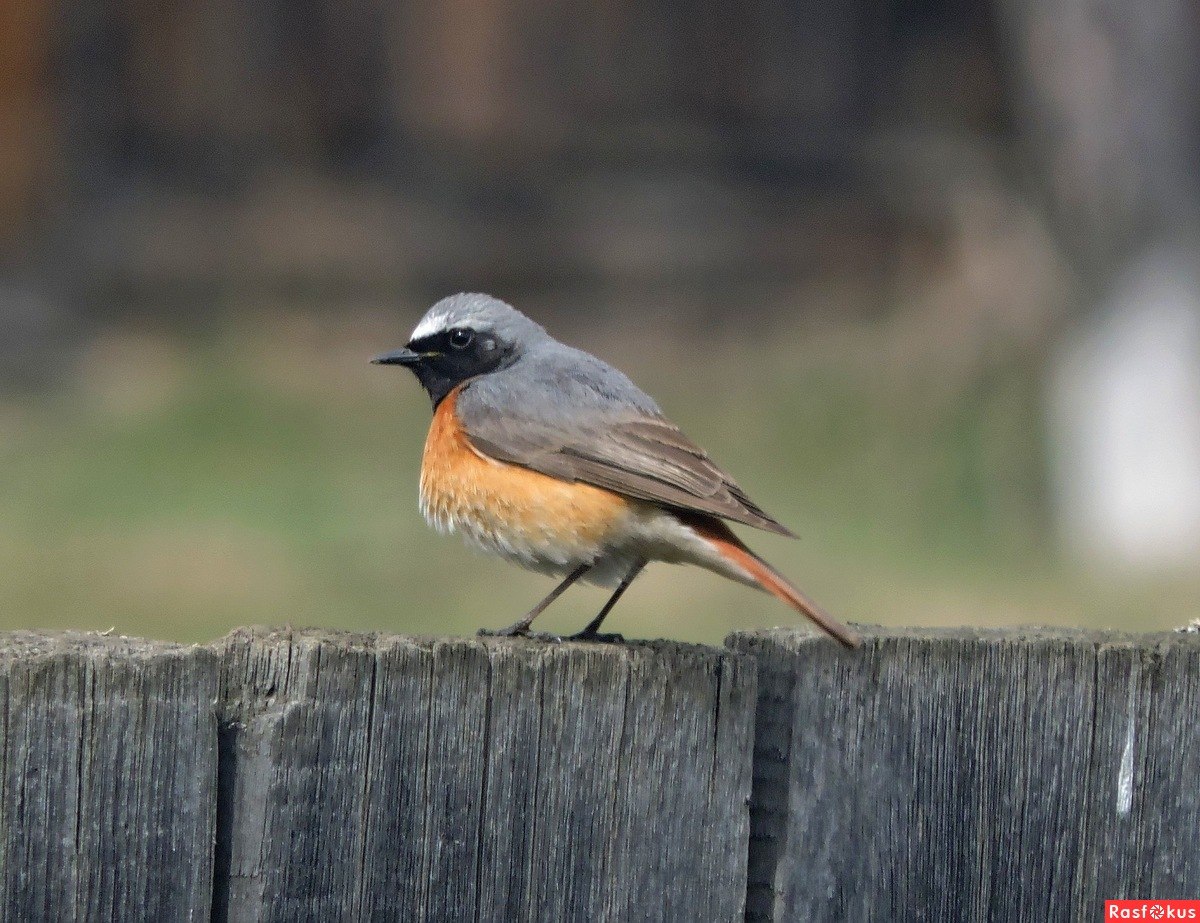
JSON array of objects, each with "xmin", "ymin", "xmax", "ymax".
[
  {"xmin": 477, "ymin": 624, "xmax": 564, "ymax": 642},
  {"xmin": 527, "ymin": 630, "xmax": 564, "ymax": 642},
  {"xmin": 477, "ymin": 624, "xmax": 529, "ymax": 638},
  {"xmin": 567, "ymin": 630, "xmax": 625, "ymax": 644}
]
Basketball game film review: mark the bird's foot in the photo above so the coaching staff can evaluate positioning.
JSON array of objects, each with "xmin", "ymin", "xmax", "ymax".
[
  {"xmin": 477, "ymin": 622, "xmax": 530, "ymax": 639},
  {"xmin": 527, "ymin": 630, "xmax": 564, "ymax": 642},
  {"xmin": 478, "ymin": 623, "xmax": 562, "ymax": 642},
  {"xmin": 566, "ymin": 629, "xmax": 625, "ymax": 644}
]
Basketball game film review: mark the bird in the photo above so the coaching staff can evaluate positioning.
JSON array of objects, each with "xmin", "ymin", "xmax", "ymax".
[{"xmin": 372, "ymin": 293, "xmax": 860, "ymax": 647}]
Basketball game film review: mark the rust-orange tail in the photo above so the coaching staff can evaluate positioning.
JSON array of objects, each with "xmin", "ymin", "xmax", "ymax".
[{"xmin": 688, "ymin": 517, "xmax": 862, "ymax": 648}]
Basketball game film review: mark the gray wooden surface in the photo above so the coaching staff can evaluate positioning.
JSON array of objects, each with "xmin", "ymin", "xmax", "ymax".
[
  {"xmin": 213, "ymin": 628, "xmax": 757, "ymax": 922},
  {"xmin": 0, "ymin": 628, "xmax": 755, "ymax": 922},
  {"xmin": 728, "ymin": 627, "xmax": 1200, "ymax": 923},
  {"xmin": 0, "ymin": 626, "xmax": 1195, "ymax": 922},
  {"xmin": 0, "ymin": 632, "xmax": 218, "ymax": 923}
]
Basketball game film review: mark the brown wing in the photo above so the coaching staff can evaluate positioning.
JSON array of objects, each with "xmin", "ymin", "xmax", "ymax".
[{"xmin": 463, "ymin": 412, "xmax": 796, "ymax": 537}]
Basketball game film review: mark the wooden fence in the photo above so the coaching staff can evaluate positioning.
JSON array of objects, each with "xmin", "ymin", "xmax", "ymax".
[{"xmin": 0, "ymin": 626, "xmax": 1195, "ymax": 921}]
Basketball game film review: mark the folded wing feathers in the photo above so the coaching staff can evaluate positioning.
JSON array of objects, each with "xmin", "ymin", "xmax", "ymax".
[{"xmin": 466, "ymin": 413, "xmax": 796, "ymax": 537}]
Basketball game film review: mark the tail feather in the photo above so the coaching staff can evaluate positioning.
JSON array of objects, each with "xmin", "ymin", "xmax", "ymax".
[{"xmin": 688, "ymin": 517, "xmax": 862, "ymax": 648}]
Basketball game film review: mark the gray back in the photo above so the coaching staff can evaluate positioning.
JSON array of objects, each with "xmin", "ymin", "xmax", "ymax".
[{"xmin": 459, "ymin": 339, "xmax": 662, "ymax": 432}]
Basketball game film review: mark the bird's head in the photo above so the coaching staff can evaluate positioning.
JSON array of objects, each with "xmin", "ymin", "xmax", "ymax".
[{"xmin": 372, "ymin": 293, "xmax": 546, "ymax": 407}]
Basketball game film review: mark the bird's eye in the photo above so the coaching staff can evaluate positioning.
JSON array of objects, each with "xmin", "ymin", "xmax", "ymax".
[{"xmin": 448, "ymin": 328, "xmax": 474, "ymax": 349}]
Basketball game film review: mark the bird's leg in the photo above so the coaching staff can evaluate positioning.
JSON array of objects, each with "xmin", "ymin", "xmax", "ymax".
[
  {"xmin": 478, "ymin": 563, "xmax": 591, "ymax": 639},
  {"xmin": 568, "ymin": 559, "xmax": 647, "ymax": 643}
]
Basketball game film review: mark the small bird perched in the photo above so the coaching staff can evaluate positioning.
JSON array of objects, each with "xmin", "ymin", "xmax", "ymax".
[{"xmin": 373, "ymin": 293, "xmax": 860, "ymax": 647}]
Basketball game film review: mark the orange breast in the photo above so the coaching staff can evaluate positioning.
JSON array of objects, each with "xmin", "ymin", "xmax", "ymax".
[{"xmin": 418, "ymin": 386, "xmax": 633, "ymax": 562}]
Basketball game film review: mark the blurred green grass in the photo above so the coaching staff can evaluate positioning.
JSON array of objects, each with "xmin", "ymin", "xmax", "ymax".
[{"xmin": 0, "ymin": 308, "xmax": 1191, "ymax": 644}]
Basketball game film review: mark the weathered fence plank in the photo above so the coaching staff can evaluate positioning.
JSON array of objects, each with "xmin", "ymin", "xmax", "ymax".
[
  {"xmin": 0, "ymin": 632, "xmax": 218, "ymax": 923},
  {"xmin": 213, "ymin": 628, "xmax": 756, "ymax": 922},
  {"xmin": 214, "ymin": 629, "xmax": 378, "ymax": 921},
  {"xmin": 727, "ymin": 627, "xmax": 1200, "ymax": 923}
]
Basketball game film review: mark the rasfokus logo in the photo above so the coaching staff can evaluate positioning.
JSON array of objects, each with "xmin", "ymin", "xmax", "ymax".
[{"xmin": 1106, "ymin": 901, "xmax": 1200, "ymax": 919}]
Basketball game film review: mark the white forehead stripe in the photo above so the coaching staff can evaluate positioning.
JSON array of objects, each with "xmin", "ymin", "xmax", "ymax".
[
  {"xmin": 410, "ymin": 306, "xmax": 494, "ymax": 341},
  {"xmin": 411, "ymin": 309, "xmax": 451, "ymax": 341}
]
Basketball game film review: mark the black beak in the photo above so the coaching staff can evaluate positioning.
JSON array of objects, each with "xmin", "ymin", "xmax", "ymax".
[{"xmin": 371, "ymin": 347, "xmax": 422, "ymax": 366}]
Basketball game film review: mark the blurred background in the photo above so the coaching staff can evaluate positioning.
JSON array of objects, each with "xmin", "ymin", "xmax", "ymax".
[{"xmin": 1, "ymin": 0, "xmax": 1197, "ymax": 643}]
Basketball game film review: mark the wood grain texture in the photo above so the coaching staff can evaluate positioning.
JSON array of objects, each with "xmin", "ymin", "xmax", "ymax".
[
  {"xmin": 213, "ymin": 627, "xmax": 757, "ymax": 923},
  {"xmin": 0, "ymin": 631, "xmax": 218, "ymax": 922},
  {"xmin": 727, "ymin": 626, "xmax": 1200, "ymax": 923},
  {"xmin": 3, "ymin": 625, "xmax": 1191, "ymax": 922}
]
